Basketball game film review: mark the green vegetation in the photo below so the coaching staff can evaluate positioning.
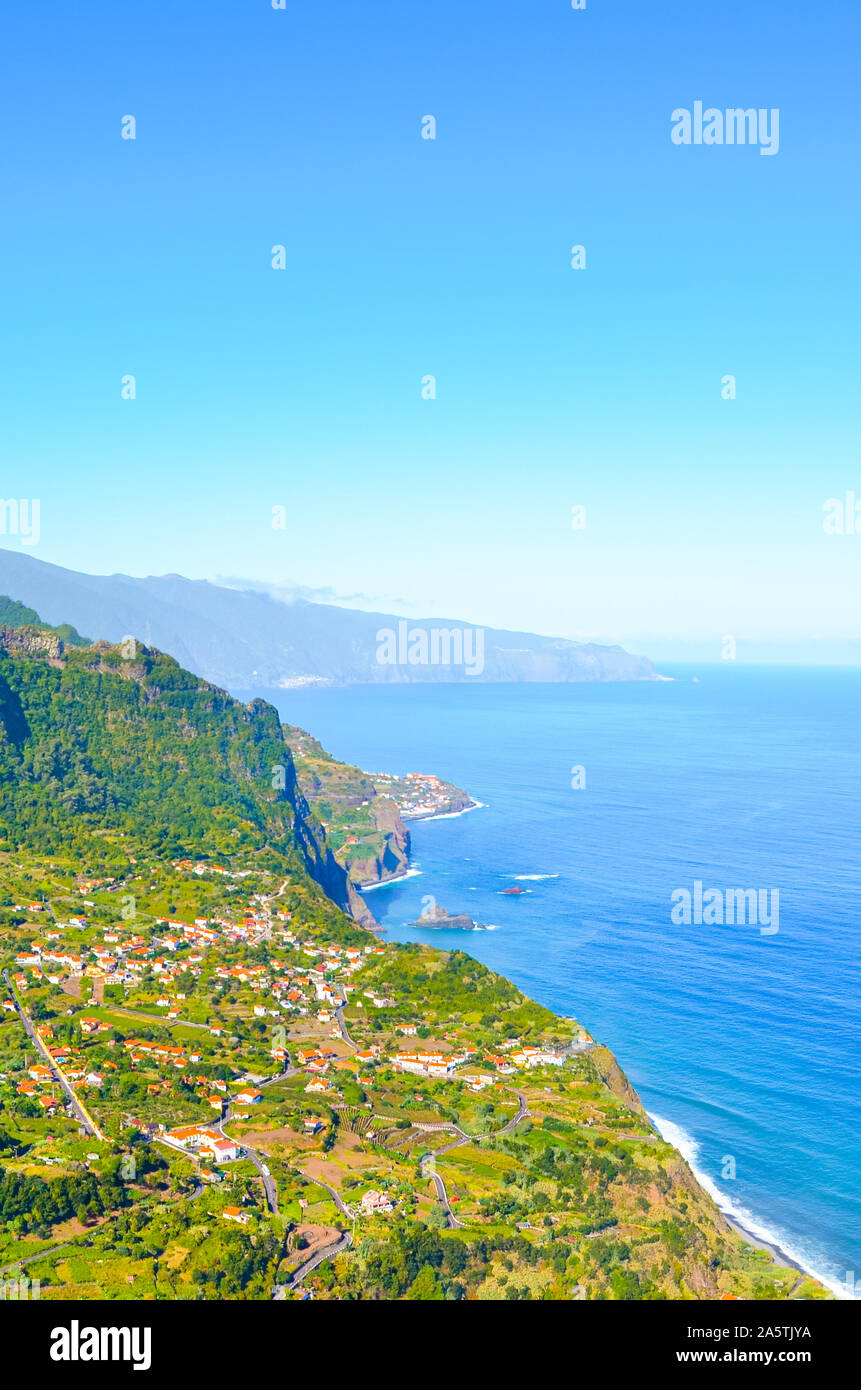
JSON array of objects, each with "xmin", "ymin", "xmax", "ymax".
[
  {"xmin": 0, "ymin": 594, "xmax": 89, "ymax": 647},
  {"xmin": 283, "ymin": 725, "xmax": 410, "ymax": 887},
  {"xmin": 0, "ymin": 631, "xmax": 830, "ymax": 1302}
]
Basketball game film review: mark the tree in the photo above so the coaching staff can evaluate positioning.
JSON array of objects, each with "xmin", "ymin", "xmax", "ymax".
[{"xmin": 407, "ymin": 1264, "xmax": 444, "ymax": 1301}]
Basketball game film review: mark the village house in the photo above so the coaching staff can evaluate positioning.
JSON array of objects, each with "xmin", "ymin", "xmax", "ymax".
[
  {"xmin": 360, "ymin": 1190, "xmax": 394, "ymax": 1215},
  {"xmin": 167, "ymin": 1125, "xmax": 241, "ymax": 1162},
  {"xmin": 234, "ymin": 1088, "xmax": 261, "ymax": 1105},
  {"xmin": 222, "ymin": 1206, "xmax": 251, "ymax": 1225}
]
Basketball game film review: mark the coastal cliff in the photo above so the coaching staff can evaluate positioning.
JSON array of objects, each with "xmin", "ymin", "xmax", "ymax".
[
  {"xmin": 0, "ymin": 629, "xmax": 373, "ymax": 931},
  {"xmin": 0, "ymin": 628, "xmax": 830, "ymax": 1302},
  {"xmin": 283, "ymin": 727, "xmax": 479, "ymax": 893},
  {"xmin": 283, "ymin": 725, "xmax": 412, "ymax": 891}
]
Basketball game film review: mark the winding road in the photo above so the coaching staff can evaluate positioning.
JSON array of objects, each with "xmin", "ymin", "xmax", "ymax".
[
  {"xmin": 273, "ymin": 1232, "xmax": 353, "ymax": 1298},
  {"xmin": 423, "ymin": 1089, "xmax": 530, "ymax": 1228},
  {"xmin": 333, "ymin": 1006, "xmax": 358, "ymax": 1051},
  {"xmin": 2, "ymin": 968, "xmax": 105, "ymax": 1141}
]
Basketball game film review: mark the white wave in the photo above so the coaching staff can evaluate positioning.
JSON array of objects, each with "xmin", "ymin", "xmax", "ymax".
[
  {"xmin": 649, "ymin": 1111, "xmax": 852, "ymax": 1299},
  {"xmin": 511, "ymin": 873, "xmax": 559, "ymax": 881},
  {"xmin": 418, "ymin": 800, "xmax": 485, "ymax": 822},
  {"xmin": 357, "ymin": 867, "xmax": 423, "ymax": 892}
]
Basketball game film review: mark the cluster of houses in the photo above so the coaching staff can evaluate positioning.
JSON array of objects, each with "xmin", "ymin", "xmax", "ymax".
[
  {"xmin": 492, "ymin": 1042, "xmax": 567, "ymax": 1070},
  {"xmin": 172, "ymin": 859, "xmax": 255, "ymax": 882},
  {"xmin": 390, "ymin": 1047, "xmax": 474, "ymax": 1079},
  {"xmin": 123, "ymin": 1037, "xmax": 200, "ymax": 1069},
  {"xmin": 384, "ymin": 1039, "xmax": 567, "ymax": 1087},
  {"xmin": 371, "ymin": 771, "xmax": 464, "ymax": 820},
  {"xmin": 9, "ymin": 894, "xmax": 393, "ymax": 1055},
  {"xmin": 7, "ymin": 1043, "xmax": 110, "ymax": 1113},
  {"xmin": 164, "ymin": 1123, "xmax": 242, "ymax": 1163}
]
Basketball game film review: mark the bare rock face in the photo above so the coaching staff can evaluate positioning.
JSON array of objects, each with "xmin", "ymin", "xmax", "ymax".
[
  {"xmin": 0, "ymin": 624, "xmax": 64, "ymax": 662},
  {"xmin": 411, "ymin": 903, "xmax": 487, "ymax": 931}
]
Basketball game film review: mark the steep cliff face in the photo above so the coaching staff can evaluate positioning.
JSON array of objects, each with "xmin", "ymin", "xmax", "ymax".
[
  {"xmin": 284, "ymin": 756, "xmax": 379, "ymax": 928},
  {"xmin": 0, "ymin": 632, "xmax": 372, "ymax": 929},
  {"xmin": 282, "ymin": 725, "xmax": 411, "ymax": 891},
  {"xmin": 0, "ymin": 624, "xmax": 64, "ymax": 662},
  {"xmin": 343, "ymin": 796, "xmax": 411, "ymax": 888}
]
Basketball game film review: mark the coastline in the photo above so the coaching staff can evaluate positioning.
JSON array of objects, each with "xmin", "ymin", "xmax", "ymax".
[
  {"xmin": 405, "ymin": 798, "xmax": 484, "ymax": 823},
  {"xmin": 349, "ymin": 768, "xmax": 849, "ymax": 1302},
  {"xmin": 724, "ymin": 1214, "xmax": 808, "ymax": 1279},
  {"xmin": 356, "ymin": 865, "xmax": 423, "ymax": 893},
  {"xmin": 649, "ymin": 1111, "xmax": 845, "ymax": 1298}
]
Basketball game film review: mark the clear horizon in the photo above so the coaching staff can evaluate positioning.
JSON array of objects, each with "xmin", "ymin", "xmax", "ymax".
[{"xmin": 2, "ymin": 0, "xmax": 859, "ymax": 656}]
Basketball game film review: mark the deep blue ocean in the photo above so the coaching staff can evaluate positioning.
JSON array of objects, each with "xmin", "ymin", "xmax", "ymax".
[{"xmin": 269, "ymin": 666, "xmax": 860, "ymax": 1296}]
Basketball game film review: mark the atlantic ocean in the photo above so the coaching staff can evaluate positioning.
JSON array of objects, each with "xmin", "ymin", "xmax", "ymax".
[{"xmin": 271, "ymin": 665, "xmax": 861, "ymax": 1297}]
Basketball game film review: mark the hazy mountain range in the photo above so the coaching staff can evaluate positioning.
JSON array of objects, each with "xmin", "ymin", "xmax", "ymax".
[{"xmin": 0, "ymin": 551, "xmax": 660, "ymax": 691}]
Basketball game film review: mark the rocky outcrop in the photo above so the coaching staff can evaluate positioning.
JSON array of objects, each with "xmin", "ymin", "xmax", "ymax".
[
  {"xmin": 282, "ymin": 758, "xmax": 378, "ymax": 930},
  {"xmin": 281, "ymin": 725, "xmax": 413, "ymax": 894},
  {"xmin": 411, "ymin": 903, "xmax": 488, "ymax": 931},
  {"xmin": 0, "ymin": 624, "xmax": 64, "ymax": 662}
]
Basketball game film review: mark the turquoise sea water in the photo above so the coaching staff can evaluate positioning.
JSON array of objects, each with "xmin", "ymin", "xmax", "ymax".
[{"xmin": 270, "ymin": 666, "xmax": 861, "ymax": 1296}]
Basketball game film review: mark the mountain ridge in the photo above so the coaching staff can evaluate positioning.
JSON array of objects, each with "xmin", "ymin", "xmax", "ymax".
[{"xmin": 0, "ymin": 551, "xmax": 660, "ymax": 691}]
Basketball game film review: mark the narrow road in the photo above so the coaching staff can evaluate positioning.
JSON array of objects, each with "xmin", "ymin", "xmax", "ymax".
[
  {"xmin": 0, "ymin": 1242, "xmax": 75, "ymax": 1276},
  {"xmin": 430, "ymin": 1169, "xmax": 466, "ymax": 1229},
  {"xmin": 245, "ymin": 1146, "xmax": 278, "ymax": 1214},
  {"xmin": 333, "ymin": 1006, "xmax": 357, "ymax": 1051},
  {"xmin": 99, "ymin": 1004, "xmax": 212, "ymax": 1032},
  {"xmin": 256, "ymin": 1065, "xmax": 300, "ymax": 1089},
  {"xmin": 498, "ymin": 1090, "xmax": 529, "ymax": 1134},
  {"xmin": 291, "ymin": 1166, "xmax": 351, "ymax": 1218},
  {"xmin": 422, "ymin": 1089, "xmax": 529, "ymax": 1228},
  {"xmin": 273, "ymin": 1232, "xmax": 353, "ymax": 1298},
  {"xmin": 2, "ymin": 968, "xmax": 105, "ymax": 1141},
  {"xmin": 212, "ymin": 1119, "xmax": 278, "ymax": 1214}
]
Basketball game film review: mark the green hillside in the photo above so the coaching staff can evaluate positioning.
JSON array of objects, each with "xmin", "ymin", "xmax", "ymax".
[
  {"xmin": 0, "ymin": 593, "xmax": 89, "ymax": 647},
  {"xmin": 0, "ymin": 628, "xmax": 359, "ymax": 923},
  {"xmin": 0, "ymin": 631, "xmax": 829, "ymax": 1302}
]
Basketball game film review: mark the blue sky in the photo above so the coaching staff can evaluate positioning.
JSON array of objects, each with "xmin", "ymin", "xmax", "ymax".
[{"xmin": 1, "ymin": 0, "xmax": 859, "ymax": 657}]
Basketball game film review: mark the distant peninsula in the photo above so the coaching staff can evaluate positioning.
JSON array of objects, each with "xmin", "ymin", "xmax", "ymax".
[
  {"xmin": 283, "ymin": 728, "xmax": 476, "ymax": 901},
  {"xmin": 0, "ymin": 551, "xmax": 662, "ymax": 690}
]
